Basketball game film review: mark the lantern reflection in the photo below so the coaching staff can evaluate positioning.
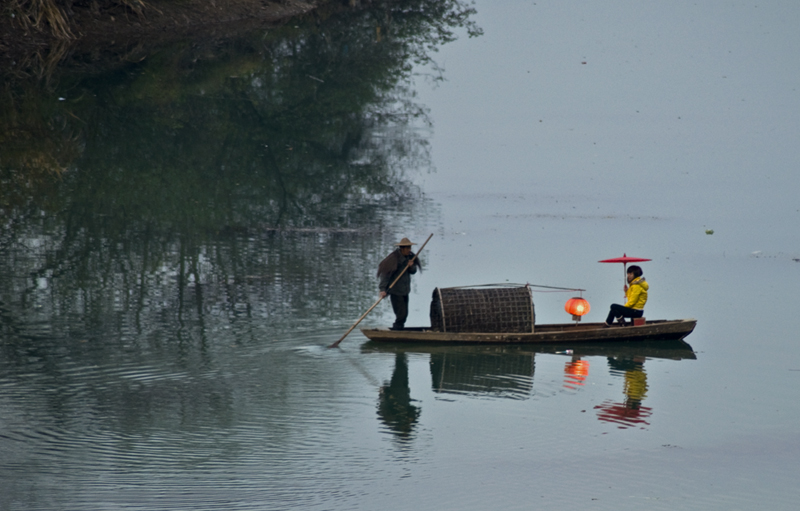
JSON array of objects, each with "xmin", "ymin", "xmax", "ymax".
[{"xmin": 563, "ymin": 358, "xmax": 590, "ymax": 389}]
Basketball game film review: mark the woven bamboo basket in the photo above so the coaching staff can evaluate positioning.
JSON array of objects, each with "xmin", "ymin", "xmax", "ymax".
[{"xmin": 429, "ymin": 286, "xmax": 535, "ymax": 333}]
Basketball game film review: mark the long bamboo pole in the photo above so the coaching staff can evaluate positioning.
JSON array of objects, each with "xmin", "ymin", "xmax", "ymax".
[{"xmin": 329, "ymin": 233, "xmax": 433, "ymax": 348}]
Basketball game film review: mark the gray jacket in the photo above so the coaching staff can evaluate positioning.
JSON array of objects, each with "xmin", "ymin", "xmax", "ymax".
[{"xmin": 378, "ymin": 249, "xmax": 418, "ymax": 296}]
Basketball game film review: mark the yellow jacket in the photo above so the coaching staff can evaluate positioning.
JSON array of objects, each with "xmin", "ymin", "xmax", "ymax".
[{"xmin": 625, "ymin": 277, "xmax": 648, "ymax": 310}]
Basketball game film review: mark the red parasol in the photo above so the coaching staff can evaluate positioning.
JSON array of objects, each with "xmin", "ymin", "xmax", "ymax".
[{"xmin": 599, "ymin": 253, "xmax": 651, "ymax": 294}]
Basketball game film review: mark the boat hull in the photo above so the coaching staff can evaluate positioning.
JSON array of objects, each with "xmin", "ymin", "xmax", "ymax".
[{"xmin": 361, "ymin": 319, "xmax": 696, "ymax": 344}]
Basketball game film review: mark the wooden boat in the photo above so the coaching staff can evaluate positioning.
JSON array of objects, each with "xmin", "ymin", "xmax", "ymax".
[{"xmin": 361, "ymin": 318, "xmax": 696, "ymax": 344}]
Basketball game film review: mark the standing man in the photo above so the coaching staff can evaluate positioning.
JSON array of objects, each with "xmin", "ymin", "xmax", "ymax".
[{"xmin": 378, "ymin": 237, "xmax": 421, "ymax": 330}]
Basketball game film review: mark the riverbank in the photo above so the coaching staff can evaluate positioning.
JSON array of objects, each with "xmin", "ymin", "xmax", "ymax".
[{"xmin": 0, "ymin": 0, "xmax": 329, "ymax": 77}]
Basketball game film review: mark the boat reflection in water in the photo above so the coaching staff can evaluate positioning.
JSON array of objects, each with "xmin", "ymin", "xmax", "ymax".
[
  {"xmin": 364, "ymin": 340, "xmax": 696, "ymax": 438},
  {"xmin": 429, "ymin": 349, "xmax": 535, "ymax": 400}
]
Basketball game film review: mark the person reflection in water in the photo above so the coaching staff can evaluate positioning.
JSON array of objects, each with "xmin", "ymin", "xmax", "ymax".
[
  {"xmin": 377, "ymin": 353, "xmax": 420, "ymax": 442},
  {"xmin": 378, "ymin": 237, "xmax": 421, "ymax": 330},
  {"xmin": 594, "ymin": 356, "xmax": 653, "ymax": 429}
]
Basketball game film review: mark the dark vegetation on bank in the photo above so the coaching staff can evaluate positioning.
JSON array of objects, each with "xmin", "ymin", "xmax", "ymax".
[
  {"xmin": 0, "ymin": 0, "xmax": 481, "ymax": 261},
  {"xmin": 1, "ymin": 0, "xmax": 326, "ymax": 74}
]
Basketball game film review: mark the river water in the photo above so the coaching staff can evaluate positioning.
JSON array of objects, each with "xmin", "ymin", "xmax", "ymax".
[{"xmin": 1, "ymin": 1, "xmax": 799, "ymax": 510}]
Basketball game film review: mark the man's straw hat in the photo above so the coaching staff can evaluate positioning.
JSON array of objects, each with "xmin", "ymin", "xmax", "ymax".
[{"xmin": 394, "ymin": 237, "xmax": 416, "ymax": 246}]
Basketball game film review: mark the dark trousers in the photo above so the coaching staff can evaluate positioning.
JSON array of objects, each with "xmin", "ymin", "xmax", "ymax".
[
  {"xmin": 605, "ymin": 304, "xmax": 643, "ymax": 325},
  {"xmin": 390, "ymin": 294, "xmax": 409, "ymax": 329}
]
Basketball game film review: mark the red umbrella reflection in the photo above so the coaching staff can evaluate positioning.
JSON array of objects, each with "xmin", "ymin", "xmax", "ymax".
[{"xmin": 594, "ymin": 400, "xmax": 652, "ymax": 429}]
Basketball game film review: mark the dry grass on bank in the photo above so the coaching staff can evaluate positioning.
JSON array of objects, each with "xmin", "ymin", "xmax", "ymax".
[
  {"xmin": 8, "ymin": 0, "xmax": 149, "ymax": 39},
  {"xmin": 9, "ymin": 0, "xmax": 76, "ymax": 39},
  {"xmin": 1, "ymin": 0, "xmax": 323, "ymax": 79},
  {"xmin": 5, "ymin": 0, "xmax": 315, "ymax": 40}
]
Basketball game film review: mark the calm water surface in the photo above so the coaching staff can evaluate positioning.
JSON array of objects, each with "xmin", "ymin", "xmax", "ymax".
[{"xmin": 2, "ymin": 1, "xmax": 800, "ymax": 510}]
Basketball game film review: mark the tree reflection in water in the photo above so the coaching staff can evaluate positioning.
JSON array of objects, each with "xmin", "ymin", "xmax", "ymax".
[{"xmin": 0, "ymin": 1, "xmax": 482, "ymax": 352}]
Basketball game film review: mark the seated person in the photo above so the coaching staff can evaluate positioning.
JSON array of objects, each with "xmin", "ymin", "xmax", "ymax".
[{"xmin": 604, "ymin": 265, "xmax": 648, "ymax": 327}]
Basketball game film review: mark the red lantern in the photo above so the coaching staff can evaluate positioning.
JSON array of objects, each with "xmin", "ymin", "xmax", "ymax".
[{"xmin": 565, "ymin": 297, "xmax": 590, "ymax": 322}]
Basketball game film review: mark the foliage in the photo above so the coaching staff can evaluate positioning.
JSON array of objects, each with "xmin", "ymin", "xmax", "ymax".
[{"xmin": 0, "ymin": 0, "xmax": 478, "ymax": 338}]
